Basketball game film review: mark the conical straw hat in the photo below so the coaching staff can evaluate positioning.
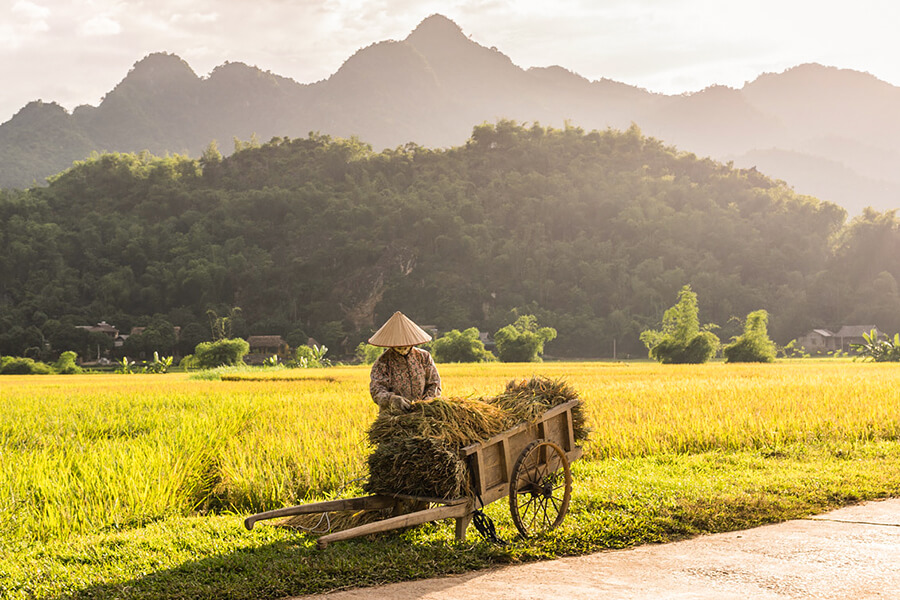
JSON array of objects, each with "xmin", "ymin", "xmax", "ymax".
[{"xmin": 368, "ymin": 311, "xmax": 432, "ymax": 347}]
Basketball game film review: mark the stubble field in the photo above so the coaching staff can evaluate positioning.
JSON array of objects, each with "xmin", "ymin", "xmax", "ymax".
[{"xmin": 2, "ymin": 361, "xmax": 900, "ymax": 599}]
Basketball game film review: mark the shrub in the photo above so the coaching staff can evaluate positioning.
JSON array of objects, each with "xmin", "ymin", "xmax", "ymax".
[
  {"xmin": 53, "ymin": 351, "xmax": 82, "ymax": 374},
  {"xmin": 852, "ymin": 330, "xmax": 900, "ymax": 362},
  {"xmin": 355, "ymin": 343, "xmax": 384, "ymax": 365},
  {"xmin": 494, "ymin": 315, "xmax": 557, "ymax": 362},
  {"xmin": 294, "ymin": 344, "xmax": 330, "ymax": 368},
  {"xmin": 430, "ymin": 327, "xmax": 496, "ymax": 363},
  {"xmin": 193, "ymin": 338, "xmax": 250, "ymax": 368},
  {"xmin": 115, "ymin": 357, "xmax": 137, "ymax": 374},
  {"xmin": 0, "ymin": 356, "xmax": 53, "ymax": 375},
  {"xmin": 640, "ymin": 284, "xmax": 720, "ymax": 364},
  {"xmin": 724, "ymin": 310, "xmax": 777, "ymax": 363},
  {"xmin": 144, "ymin": 351, "xmax": 173, "ymax": 373}
]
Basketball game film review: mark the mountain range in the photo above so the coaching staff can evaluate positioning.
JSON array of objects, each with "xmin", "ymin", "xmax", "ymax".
[{"xmin": 1, "ymin": 14, "xmax": 898, "ymax": 214}]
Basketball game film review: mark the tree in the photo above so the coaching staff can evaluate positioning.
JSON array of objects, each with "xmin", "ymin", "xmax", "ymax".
[
  {"xmin": 494, "ymin": 315, "xmax": 557, "ymax": 362},
  {"xmin": 852, "ymin": 329, "xmax": 900, "ymax": 362},
  {"xmin": 200, "ymin": 140, "xmax": 223, "ymax": 166},
  {"xmin": 0, "ymin": 356, "xmax": 53, "ymax": 374},
  {"xmin": 355, "ymin": 343, "xmax": 384, "ymax": 365},
  {"xmin": 176, "ymin": 322, "xmax": 209, "ymax": 357},
  {"xmin": 43, "ymin": 321, "xmax": 91, "ymax": 356},
  {"xmin": 192, "ymin": 338, "xmax": 249, "ymax": 368},
  {"xmin": 430, "ymin": 328, "xmax": 496, "ymax": 363},
  {"xmin": 122, "ymin": 316, "xmax": 177, "ymax": 359},
  {"xmin": 0, "ymin": 126, "xmax": 887, "ymax": 360},
  {"xmin": 640, "ymin": 285, "xmax": 719, "ymax": 364},
  {"xmin": 723, "ymin": 310, "xmax": 776, "ymax": 363},
  {"xmin": 295, "ymin": 344, "xmax": 330, "ymax": 368},
  {"xmin": 207, "ymin": 307, "xmax": 242, "ymax": 341},
  {"xmin": 53, "ymin": 351, "xmax": 81, "ymax": 374}
]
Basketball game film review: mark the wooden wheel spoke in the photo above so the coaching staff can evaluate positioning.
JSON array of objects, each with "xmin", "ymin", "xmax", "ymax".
[
  {"xmin": 526, "ymin": 509, "xmax": 539, "ymax": 528},
  {"xmin": 527, "ymin": 463, "xmax": 543, "ymax": 486},
  {"xmin": 524, "ymin": 451, "xmax": 539, "ymax": 473},
  {"xmin": 520, "ymin": 494, "xmax": 538, "ymax": 512},
  {"xmin": 549, "ymin": 495, "xmax": 559, "ymax": 513},
  {"xmin": 509, "ymin": 440, "xmax": 572, "ymax": 538}
]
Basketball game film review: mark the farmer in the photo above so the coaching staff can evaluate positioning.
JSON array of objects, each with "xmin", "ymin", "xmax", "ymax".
[{"xmin": 369, "ymin": 311, "xmax": 441, "ymax": 412}]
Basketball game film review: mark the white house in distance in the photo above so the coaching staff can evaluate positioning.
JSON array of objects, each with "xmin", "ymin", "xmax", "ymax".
[{"xmin": 796, "ymin": 325, "xmax": 882, "ymax": 354}]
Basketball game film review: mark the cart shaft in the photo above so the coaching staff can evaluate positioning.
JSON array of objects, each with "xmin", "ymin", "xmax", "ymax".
[
  {"xmin": 244, "ymin": 495, "xmax": 396, "ymax": 530},
  {"xmin": 317, "ymin": 500, "xmax": 473, "ymax": 549}
]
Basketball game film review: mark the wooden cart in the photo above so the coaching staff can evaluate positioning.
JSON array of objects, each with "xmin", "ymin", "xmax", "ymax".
[{"xmin": 244, "ymin": 399, "xmax": 583, "ymax": 548}]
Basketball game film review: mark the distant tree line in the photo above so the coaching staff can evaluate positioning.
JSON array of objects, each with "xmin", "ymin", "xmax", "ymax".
[{"xmin": 1, "ymin": 122, "xmax": 899, "ymax": 361}]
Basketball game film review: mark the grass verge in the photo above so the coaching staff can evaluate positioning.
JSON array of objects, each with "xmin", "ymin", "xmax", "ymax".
[{"xmin": 3, "ymin": 440, "xmax": 899, "ymax": 600}]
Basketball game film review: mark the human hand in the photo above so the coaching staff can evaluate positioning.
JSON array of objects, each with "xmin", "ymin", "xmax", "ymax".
[{"xmin": 390, "ymin": 394, "xmax": 412, "ymax": 411}]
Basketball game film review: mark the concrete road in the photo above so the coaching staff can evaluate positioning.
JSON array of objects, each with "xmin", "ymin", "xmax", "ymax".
[{"xmin": 291, "ymin": 498, "xmax": 900, "ymax": 599}]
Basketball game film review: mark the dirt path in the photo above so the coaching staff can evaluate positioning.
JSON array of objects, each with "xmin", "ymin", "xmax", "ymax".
[{"xmin": 290, "ymin": 498, "xmax": 900, "ymax": 599}]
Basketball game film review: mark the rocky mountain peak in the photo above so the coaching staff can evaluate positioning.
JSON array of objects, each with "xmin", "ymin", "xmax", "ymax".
[
  {"xmin": 111, "ymin": 53, "xmax": 199, "ymax": 96},
  {"xmin": 406, "ymin": 14, "xmax": 467, "ymax": 44}
]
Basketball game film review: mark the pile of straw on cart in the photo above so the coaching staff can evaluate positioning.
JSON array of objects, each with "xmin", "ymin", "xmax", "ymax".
[{"xmin": 364, "ymin": 376, "xmax": 588, "ymax": 499}]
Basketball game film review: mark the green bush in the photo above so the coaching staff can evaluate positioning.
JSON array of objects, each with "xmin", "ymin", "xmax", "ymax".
[
  {"xmin": 852, "ymin": 330, "xmax": 900, "ymax": 362},
  {"xmin": 144, "ymin": 351, "xmax": 173, "ymax": 373},
  {"xmin": 294, "ymin": 344, "xmax": 330, "ymax": 368},
  {"xmin": 115, "ymin": 357, "xmax": 137, "ymax": 374},
  {"xmin": 193, "ymin": 338, "xmax": 250, "ymax": 369},
  {"xmin": 641, "ymin": 285, "xmax": 720, "ymax": 364},
  {"xmin": 355, "ymin": 343, "xmax": 384, "ymax": 365},
  {"xmin": 52, "ymin": 351, "xmax": 82, "ymax": 374},
  {"xmin": 430, "ymin": 327, "xmax": 496, "ymax": 363},
  {"xmin": 724, "ymin": 310, "xmax": 777, "ymax": 363},
  {"xmin": 648, "ymin": 331, "xmax": 719, "ymax": 364},
  {"xmin": 494, "ymin": 315, "xmax": 557, "ymax": 362},
  {"xmin": 0, "ymin": 356, "xmax": 53, "ymax": 374}
]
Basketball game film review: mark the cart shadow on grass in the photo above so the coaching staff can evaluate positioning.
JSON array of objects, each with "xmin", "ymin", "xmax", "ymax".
[{"xmin": 58, "ymin": 531, "xmax": 504, "ymax": 600}]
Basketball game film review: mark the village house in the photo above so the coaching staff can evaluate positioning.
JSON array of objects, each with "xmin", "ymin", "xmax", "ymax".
[
  {"xmin": 245, "ymin": 335, "xmax": 290, "ymax": 364},
  {"xmin": 77, "ymin": 321, "xmax": 119, "ymax": 339},
  {"xmin": 796, "ymin": 325, "xmax": 883, "ymax": 354},
  {"xmin": 74, "ymin": 321, "xmax": 121, "ymax": 361}
]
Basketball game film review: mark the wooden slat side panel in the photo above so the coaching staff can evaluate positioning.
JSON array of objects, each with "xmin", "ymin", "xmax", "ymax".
[
  {"xmin": 480, "ymin": 441, "xmax": 505, "ymax": 490},
  {"xmin": 504, "ymin": 426, "xmax": 538, "ymax": 476},
  {"xmin": 479, "ymin": 482, "xmax": 509, "ymax": 506},
  {"xmin": 566, "ymin": 407, "xmax": 576, "ymax": 451},
  {"xmin": 542, "ymin": 410, "xmax": 572, "ymax": 451},
  {"xmin": 500, "ymin": 438, "xmax": 511, "ymax": 486},
  {"xmin": 475, "ymin": 449, "xmax": 487, "ymax": 497},
  {"xmin": 460, "ymin": 399, "xmax": 580, "ymax": 456}
]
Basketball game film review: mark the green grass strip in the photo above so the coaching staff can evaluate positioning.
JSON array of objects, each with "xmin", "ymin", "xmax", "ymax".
[{"xmin": 3, "ymin": 441, "xmax": 899, "ymax": 600}]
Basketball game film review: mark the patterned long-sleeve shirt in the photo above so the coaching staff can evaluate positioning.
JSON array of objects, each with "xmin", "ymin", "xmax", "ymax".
[{"xmin": 369, "ymin": 347, "xmax": 442, "ymax": 406}]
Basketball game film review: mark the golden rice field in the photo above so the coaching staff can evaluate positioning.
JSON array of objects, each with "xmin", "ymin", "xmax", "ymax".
[{"xmin": 2, "ymin": 360, "xmax": 900, "ymax": 547}]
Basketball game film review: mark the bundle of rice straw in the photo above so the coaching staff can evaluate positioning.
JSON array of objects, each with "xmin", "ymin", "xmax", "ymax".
[
  {"xmin": 364, "ymin": 376, "xmax": 588, "ymax": 500},
  {"xmin": 492, "ymin": 377, "xmax": 590, "ymax": 443},
  {"xmin": 368, "ymin": 397, "xmax": 512, "ymax": 447}
]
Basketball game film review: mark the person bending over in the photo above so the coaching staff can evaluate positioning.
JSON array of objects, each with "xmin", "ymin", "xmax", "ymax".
[{"xmin": 368, "ymin": 311, "xmax": 441, "ymax": 412}]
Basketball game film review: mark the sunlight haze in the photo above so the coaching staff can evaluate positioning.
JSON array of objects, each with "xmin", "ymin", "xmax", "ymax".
[{"xmin": 1, "ymin": 0, "xmax": 899, "ymax": 123}]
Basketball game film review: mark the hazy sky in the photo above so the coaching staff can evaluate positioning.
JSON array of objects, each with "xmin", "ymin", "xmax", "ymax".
[{"xmin": 2, "ymin": 0, "xmax": 899, "ymax": 124}]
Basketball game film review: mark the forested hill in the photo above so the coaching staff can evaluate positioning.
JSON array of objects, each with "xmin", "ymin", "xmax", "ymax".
[
  {"xmin": 2, "ymin": 123, "xmax": 899, "ymax": 359},
  {"xmin": 2, "ymin": 14, "xmax": 900, "ymax": 214}
]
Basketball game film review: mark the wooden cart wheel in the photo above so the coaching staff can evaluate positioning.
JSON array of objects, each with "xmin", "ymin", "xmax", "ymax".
[{"xmin": 509, "ymin": 439, "xmax": 571, "ymax": 537}]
